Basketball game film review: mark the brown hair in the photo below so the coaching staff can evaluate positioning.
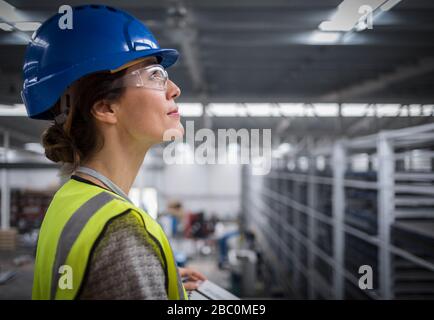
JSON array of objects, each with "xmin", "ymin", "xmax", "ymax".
[{"xmin": 41, "ymin": 70, "xmax": 127, "ymax": 175}]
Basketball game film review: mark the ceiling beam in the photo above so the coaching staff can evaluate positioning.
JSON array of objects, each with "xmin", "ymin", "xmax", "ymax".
[
  {"xmin": 165, "ymin": 0, "xmax": 206, "ymax": 94},
  {"xmin": 319, "ymin": 57, "xmax": 434, "ymax": 102},
  {"xmin": 0, "ymin": 0, "xmax": 32, "ymax": 44}
]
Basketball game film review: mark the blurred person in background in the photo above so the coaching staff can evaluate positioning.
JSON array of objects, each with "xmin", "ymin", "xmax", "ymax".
[{"xmin": 166, "ymin": 200, "xmax": 186, "ymax": 238}]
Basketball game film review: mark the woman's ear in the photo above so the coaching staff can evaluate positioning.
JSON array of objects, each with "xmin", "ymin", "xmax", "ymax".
[{"xmin": 91, "ymin": 100, "xmax": 119, "ymax": 124}]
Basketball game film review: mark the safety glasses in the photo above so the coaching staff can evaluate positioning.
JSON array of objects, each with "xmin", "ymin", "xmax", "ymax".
[{"xmin": 110, "ymin": 64, "xmax": 169, "ymax": 91}]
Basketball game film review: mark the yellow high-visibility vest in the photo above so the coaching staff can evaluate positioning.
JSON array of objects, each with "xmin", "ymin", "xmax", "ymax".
[{"xmin": 32, "ymin": 178, "xmax": 187, "ymax": 300}]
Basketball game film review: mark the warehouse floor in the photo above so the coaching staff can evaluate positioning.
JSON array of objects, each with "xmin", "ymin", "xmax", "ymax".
[{"xmin": 0, "ymin": 247, "xmax": 34, "ymax": 300}]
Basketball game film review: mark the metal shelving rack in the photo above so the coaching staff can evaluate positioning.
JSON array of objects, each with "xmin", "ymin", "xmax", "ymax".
[{"xmin": 241, "ymin": 122, "xmax": 434, "ymax": 299}]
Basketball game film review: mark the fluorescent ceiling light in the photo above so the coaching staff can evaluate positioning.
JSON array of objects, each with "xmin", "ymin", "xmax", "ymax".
[
  {"xmin": 409, "ymin": 104, "xmax": 422, "ymax": 116},
  {"xmin": 245, "ymin": 103, "xmax": 281, "ymax": 117},
  {"xmin": 304, "ymin": 105, "xmax": 316, "ymax": 117},
  {"xmin": 310, "ymin": 31, "xmax": 341, "ymax": 44},
  {"xmin": 206, "ymin": 103, "xmax": 247, "ymax": 117},
  {"xmin": 319, "ymin": 21, "xmax": 352, "ymax": 32},
  {"xmin": 279, "ymin": 103, "xmax": 305, "ymax": 117},
  {"xmin": 117, "ymin": 102, "xmax": 434, "ymax": 118},
  {"xmin": 398, "ymin": 108, "xmax": 408, "ymax": 117},
  {"xmin": 246, "ymin": 103, "xmax": 271, "ymax": 117},
  {"xmin": 341, "ymin": 103, "xmax": 369, "ymax": 117},
  {"xmin": 0, "ymin": 22, "xmax": 13, "ymax": 31},
  {"xmin": 313, "ymin": 103, "xmax": 339, "ymax": 117},
  {"xmin": 279, "ymin": 103, "xmax": 316, "ymax": 117},
  {"xmin": 380, "ymin": 0, "xmax": 402, "ymax": 11},
  {"xmin": 178, "ymin": 103, "xmax": 203, "ymax": 117},
  {"xmin": 376, "ymin": 104, "xmax": 400, "ymax": 117},
  {"xmin": 14, "ymin": 22, "xmax": 41, "ymax": 31},
  {"xmin": 422, "ymin": 105, "xmax": 434, "ymax": 116}
]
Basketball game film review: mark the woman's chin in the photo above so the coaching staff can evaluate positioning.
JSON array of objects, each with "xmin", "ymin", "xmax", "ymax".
[{"xmin": 162, "ymin": 124, "xmax": 184, "ymax": 142}]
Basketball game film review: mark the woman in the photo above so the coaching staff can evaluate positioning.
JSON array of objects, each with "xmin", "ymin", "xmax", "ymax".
[{"xmin": 22, "ymin": 5, "xmax": 206, "ymax": 299}]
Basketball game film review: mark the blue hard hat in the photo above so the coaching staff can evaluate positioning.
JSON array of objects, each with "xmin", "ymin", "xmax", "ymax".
[{"xmin": 21, "ymin": 4, "xmax": 179, "ymax": 120}]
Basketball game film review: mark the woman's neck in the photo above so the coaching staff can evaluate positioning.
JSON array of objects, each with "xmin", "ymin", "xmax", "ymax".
[{"xmin": 76, "ymin": 138, "xmax": 151, "ymax": 196}]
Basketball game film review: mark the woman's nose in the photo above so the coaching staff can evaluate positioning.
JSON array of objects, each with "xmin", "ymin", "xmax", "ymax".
[{"xmin": 167, "ymin": 80, "xmax": 181, "ymax": 100}]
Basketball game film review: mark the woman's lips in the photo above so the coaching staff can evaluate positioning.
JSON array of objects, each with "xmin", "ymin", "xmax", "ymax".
[{"xmin": 167, "ymin": 107, "xmax": 180, "ymax": 117}]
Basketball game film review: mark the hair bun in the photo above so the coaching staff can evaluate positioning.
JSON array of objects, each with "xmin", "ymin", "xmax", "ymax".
[{"xmin": 41, "ymin": 123, "xmax": 77, "ymax": 164}]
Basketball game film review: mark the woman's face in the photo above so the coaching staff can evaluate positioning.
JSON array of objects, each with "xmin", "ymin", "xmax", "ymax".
[{"xmin": 114, "ymin": 56, "xmax": 184, "ymax": 146}]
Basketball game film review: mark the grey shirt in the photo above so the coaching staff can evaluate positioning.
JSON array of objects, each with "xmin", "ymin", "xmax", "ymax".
[{"xmin": 78, "ymin": 212, "xmax": 168, "ymax": 300}]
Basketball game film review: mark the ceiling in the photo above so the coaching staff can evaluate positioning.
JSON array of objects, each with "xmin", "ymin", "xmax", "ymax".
[{"xmin": 0, "ymin": 0, "xmax": 433, "ymax": 151}]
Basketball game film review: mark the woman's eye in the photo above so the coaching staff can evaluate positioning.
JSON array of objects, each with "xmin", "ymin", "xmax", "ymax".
[{"xmin": 149, "ymin": 71, "xmax": 164, "ymax": 80}]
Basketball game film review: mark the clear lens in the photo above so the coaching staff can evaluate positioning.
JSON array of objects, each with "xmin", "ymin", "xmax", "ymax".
[
  {"xmin": 111, "ymin": 64, "xmax": 168, "ymax": 91},
  {"xmin": 137, "ymin": 65, "xmax": 167, "ymax": 90}
]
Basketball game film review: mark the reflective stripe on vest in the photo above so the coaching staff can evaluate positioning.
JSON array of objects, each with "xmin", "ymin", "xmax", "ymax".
[
  {"xmin": 50, "ymin": 191, "xmax": 114, "ymax": 299},
  {"xmin": 33, "ymin": 179, "xmax": 188, "ymax": 300}
]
